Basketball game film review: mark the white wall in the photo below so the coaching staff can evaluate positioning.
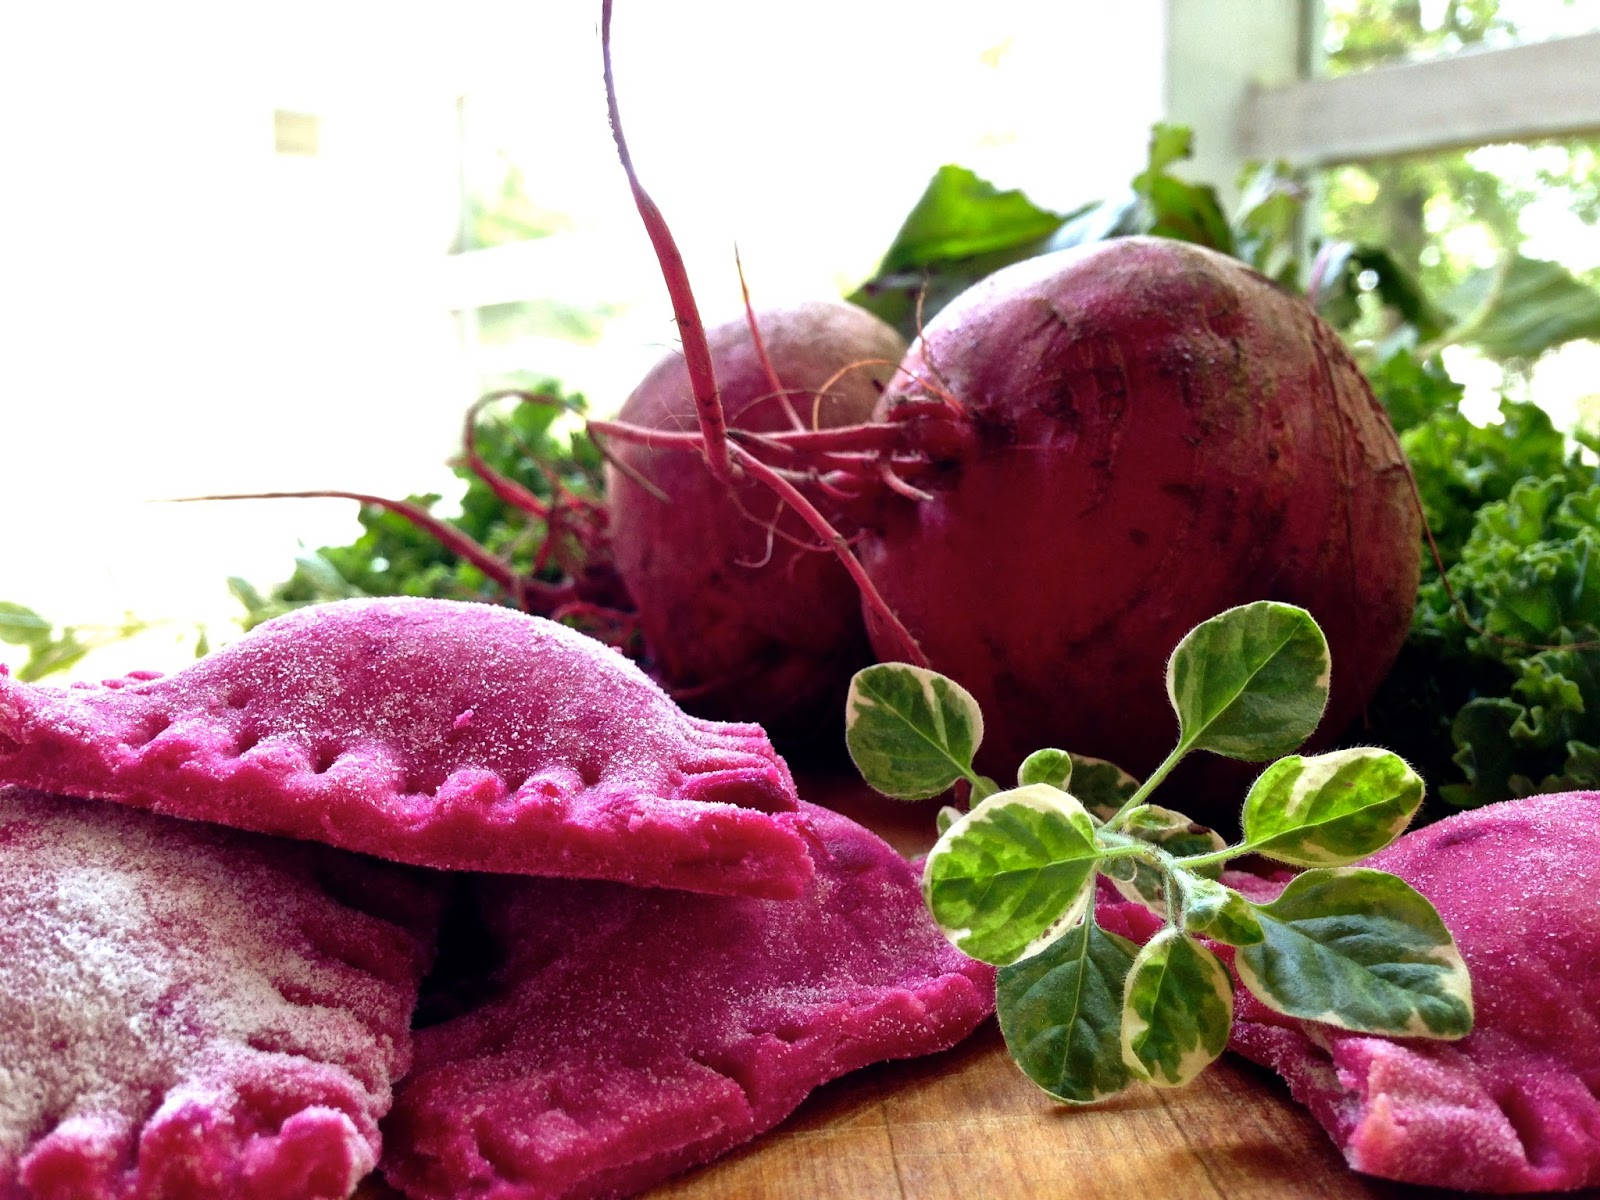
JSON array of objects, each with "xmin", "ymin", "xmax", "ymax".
[{"xmin": 0, "ymin": 1, "xmax": 1166, "ymax": 676}]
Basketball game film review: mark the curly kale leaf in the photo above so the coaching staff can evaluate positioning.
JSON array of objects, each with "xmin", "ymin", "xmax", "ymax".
[
  {"xmin": 1396, "ymin": 387, "xmax": 1575, "ymax": 572},
  {"xmin": 1363, "ymin": 356, "xmax": 1600, "ymax": 807},
  {"xmin": 1411, "ymin": 478, "xmax": 1600, "ymax": 807}
]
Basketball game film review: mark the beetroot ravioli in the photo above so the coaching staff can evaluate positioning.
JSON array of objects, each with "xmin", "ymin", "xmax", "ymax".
[
  {"xmin": 1230, "ymin": 791, "xmax": 1600, "ymax": 1193},
  {"xmin": 380, "ymin": 802, "xmax": 994, "ymax": 1200},
  {"xmin": 0, "ymin": 598, "xmax": 812, "ymax": 899},
  {"xmin": 0, "ymin": 787, "xmax": 437, "ymax": 1200}
]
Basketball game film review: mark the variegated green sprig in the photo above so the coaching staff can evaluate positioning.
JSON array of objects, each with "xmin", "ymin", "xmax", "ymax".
[{"xmin": 845, "ymin": 601, "xmax": 1473, "ymax": 1104}]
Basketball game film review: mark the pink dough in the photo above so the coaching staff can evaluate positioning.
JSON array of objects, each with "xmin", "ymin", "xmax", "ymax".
[
  {"xmin": 0, "ymin": 597, "xmax": 811, "ymax": 899},
  {"xmin": 379, "ymin": 802, "xmax": 994, "ymax": 1200},
  {"xmin": 0, "ymin": 787, "xmax": 438, "ymax": 1200},
  {"xmin": 1227, "ymin": 791, "xmax": 1600, "ymax": 1193}
]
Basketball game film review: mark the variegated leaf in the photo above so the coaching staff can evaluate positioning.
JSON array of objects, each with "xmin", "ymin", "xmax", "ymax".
[
  {"xmin": 1067, "ymin": 754, "xmax": 1141, "ymax": 823},
  {"xmin": 1242, "ymin": 748, "xmax": 1423, "ymax": 866},
  {"xmin": 1178, "ymin": 875, "xmax": 1263, "ymax": 945},
  {"xmin": 997, "ymin": 913, "xmax": 1139, "ymax": 1103},
  {"xmin": 1166, "ymin": 601, "xmax": 1330, "ymax": 761},
  {"xmin": 845, "ymin": 664, "xmax": 983, "ymax": 799},
  {"xmin": 1120, "ymin": 928, "xmax": 1233, "ymax": 1087},
  {"xmin": 1103, "ymin": 805, "xmax": 1226, "ymax": 910},
  {"xmin": 922, "ymin": 784, "xmax": 1101, "ymax": 966},
  {"xmin": 1018, "ymin": 747, "xmax": 1073, "ymax": 791},
  {"xmin": 1235, "ymin": 868, "xmax": 1474, "ymax": 1038}
]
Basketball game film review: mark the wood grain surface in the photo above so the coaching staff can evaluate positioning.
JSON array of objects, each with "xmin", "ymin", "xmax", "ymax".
[{"xmin": 647, "ymin": 1020, "xmax": 1461, "ymax": 1200}]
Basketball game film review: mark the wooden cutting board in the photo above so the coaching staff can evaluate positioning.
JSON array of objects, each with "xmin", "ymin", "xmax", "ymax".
[
  {"xmin": 641, "ymin": 774, "xmax": 1443, "ymax": 1200},
  {"xmin": 647, "ymin": 1021, "xmax": 1447, "ymax": 1199}
]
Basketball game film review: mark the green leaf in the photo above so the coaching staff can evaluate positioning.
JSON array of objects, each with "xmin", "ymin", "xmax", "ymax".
[
  {"xmin": 0, "ymin": 603, "xmax": 52, "ymax": 649},
  {"xmin": 1235, "ymin": 868, "xmax": 1474, "ymax": 1038},
  {"xmin": 1066, "ymin": 754, "xmax": 1141, "ymax": 823},
  {"xmin": 845, "ymin": 664, "xmax": 984, "ymax": 800},
  {"xmin": 1144, "ymin": 123, "xmax": 1195, "ymax": 175},
  {"xmin": 1178, "ymin": 875, "xmax": 1263, "ymax": 946},
  {"xmin": 15, "ymin": 633, "xmax": 90, "ymax": 683},
  {"xmin": 1101, "ymin": 805, "xmax": 1226, "ymax": 910},
  {"xmin": 1121, "ymin": 806, "xmax": 1226, "ymax": 863},
  {"xmin": 872, "ymin": 165, "xmax": 1065, "ymax": 275},
  {"xmin": 1314, "ymin": 243, "xmax": 1452, "ymax": 343},
  {"xmin": 1241, "ymin": 748, "xmax": 1424, "ymax": 866},
  {"xmin": 1120, "ymin": 929, "xmax": 1233, "ymax": 1088},
  {"xmin": 922, "ymin": 784, "xmax": 1101, "ymax": 966},
  {"xmin": 1018, "ymin": 748, "xmax": 1073, "ymax": 791},
  {"xmin": 847, "ymin": 167, "xmax": 1075, "ymax": 338},
  {"xmin": 996, "ymin": 913, "xmax": 1139, "ymax": 1103},
  {"xmin": 1233, "ymin": 162, "xmax": 1306, "ymax": 284},
  {"xmin": 1447, "ymin": 254, "xmax": 1600, "ymax": 362},
  {"xmin": 1442, "ymin": 696, "xmax": 1528, "ymax": 808},
  {"xmin": 935, "ymin": 805, "xmax": 962, "ymax": 836},
  {"xmin": 1166, "ymin": 601, "xmax": 1330, "ymax": 760},
  {"xmin": 971, "ymin": 774, "xmax": 1002, "ymax": 802},
  {"xmin": 1132, "ymin": 125, "xmax": 1233, "ymax": 254}
]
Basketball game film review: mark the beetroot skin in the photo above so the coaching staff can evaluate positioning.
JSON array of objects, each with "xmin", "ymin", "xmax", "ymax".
[
  {"xmin": 859, "ymin": 237, "xmax": 1419, "ymax": 785},
  {"xmin": 606, "ymin": 301, "xmax": 906, "ymax": 743}
]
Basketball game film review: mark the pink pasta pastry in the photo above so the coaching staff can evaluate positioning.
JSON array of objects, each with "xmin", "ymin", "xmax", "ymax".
[
  {"xmin": 0, "ymin": 597, "xmax": 811, "ymax": 898},
  {"xmin": 380, "ymin": 802, "xmax": 994, "ymax": 1200},
  {"xmin": 0, "ymin": 787, "xmax": 437, "ymax": 1200},
  {"xmin": 1229, "ymin": 791, "xmax": 1600, "ymax": 1193}
]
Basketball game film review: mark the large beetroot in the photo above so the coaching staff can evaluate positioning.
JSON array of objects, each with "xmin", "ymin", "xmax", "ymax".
[
  {"xmin": 856, "ymin": 237, "xmax": 1419, "ymax": 783},
  {"xmin": 605, "ymin": 301, "xmax": 906, "ymax": 742}
]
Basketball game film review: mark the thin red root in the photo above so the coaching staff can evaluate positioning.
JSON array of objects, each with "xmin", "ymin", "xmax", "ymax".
[
  {"xmin": 813, "ymin": 357, "xmax": 905, "ymax": 423},
  {"xmin": 587, "ymin": 425, "xmax": 671, "ymax": 502},
  {"xmin": 736, "ymin": 247, "xmax": 804, "ymax": 431},
  {"xmin": 587, "ymin": 418, "xmax": 709, "ymax": 451},
  {"xmin": 890, "ymin": 364, "xmax": 964, "ymax": 414},
  {"xmin": 747, "ymin": 421, "xmax": 913, "ymax": 454},
  {"xmin": 601, "ymin": 0, "xmax": 732, "ymax": 485},
  {"xmin": 879, "ymin": 462, "xmax": 936, "ymax": 502},
  {"xmin": 728, "ymin": 444, "xmax": 929, "ymax": 668}
]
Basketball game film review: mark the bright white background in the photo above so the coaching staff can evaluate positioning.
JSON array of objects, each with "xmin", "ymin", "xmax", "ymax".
[{"xmin": 0, "ymin": 1, "xmax": 1164, "ymax": 676}]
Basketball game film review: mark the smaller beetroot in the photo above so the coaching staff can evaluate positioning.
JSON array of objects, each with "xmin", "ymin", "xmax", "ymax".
[{"xmin": 605, "ymin": 301, "xmax": 907, "ymax": 743}]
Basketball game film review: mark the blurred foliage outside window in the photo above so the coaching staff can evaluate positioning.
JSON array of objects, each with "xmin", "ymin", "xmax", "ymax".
[{"xmin": 1318, "ymin": 0, "xmax": 1600, "ymax": 432}]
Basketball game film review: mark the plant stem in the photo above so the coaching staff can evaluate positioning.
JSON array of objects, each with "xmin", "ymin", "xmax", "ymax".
[
  {"xmin": 1176, "ymin": 843, "xmax": 1252, "ymax": 872},
  {"xmin": 600, "ymin": 0, "xmax": 732, "ymax": 485},
  {"xmin": 1105, "ymin": 744, "xmax": 1188, "ymax": 828}
]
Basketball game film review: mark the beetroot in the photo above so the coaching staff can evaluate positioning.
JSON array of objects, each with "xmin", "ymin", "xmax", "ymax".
[
  {"xmin": 857, "ymin": 237, "xmax": 1419, "ymax": 785},
  {"xmin": 605, "ymin": 301, "xmax": 906, "ymax": 741}
]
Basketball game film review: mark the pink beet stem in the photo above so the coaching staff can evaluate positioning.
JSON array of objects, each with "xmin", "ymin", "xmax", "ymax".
[
  {"xmin": 600, "ymin": 0, "xmax": 732, "ymax": 485},
  {"xmin": 175, "ymin": 490, "xmax": 519, "ymax": 594},
  {"xmin": 586, "ymin": 417, "xmax": 910, "ymax": 459},
  {"xmin": 460, "ymin": 396, "xmax": 553, "ymax": 519}
]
